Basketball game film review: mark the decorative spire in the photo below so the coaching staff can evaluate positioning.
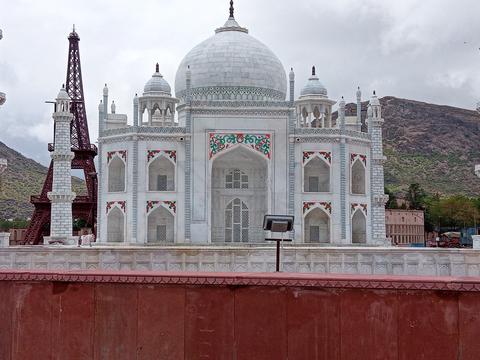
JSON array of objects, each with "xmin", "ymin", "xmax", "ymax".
[
  {"xmin": 229, "ymin": 0, "xmax": 234, "ymax": 19},
  {"xmin": 155, "ymin": 63, "xmax": 159, "ymax": 73}
]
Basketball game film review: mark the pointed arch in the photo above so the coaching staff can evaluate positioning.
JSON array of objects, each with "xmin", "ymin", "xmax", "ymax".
[
  {"xmin": 147, "ymin": 206, "xmax": 174, "ymax": 243},
  {"xmin": 211, "ymin": 146, "xmax": 267, "ymax": 243},
  {"xmin": 304, "ymin": 156, "xmax": 330, "ymax": 192},
  {"xmin": 352, "ymin": 209, "xmax": 367, "ymax": 244},
  {"xmin": 351, "ymin": 159, "xmax": 366, "ymax": 195},
  {"xmin": 148, "ymin": 155, "xmax": 175, "ymax": 191},
  {"xmin": 108, "ymin": 156, "xmax": 126, "ymax": 192},
  {"xmin": 304, "ymin": 207, "xmax": 330, "ymax": 243},
  {"xmin": 107, "ymin": 207, "xmax": 124, "ymax": 243}
]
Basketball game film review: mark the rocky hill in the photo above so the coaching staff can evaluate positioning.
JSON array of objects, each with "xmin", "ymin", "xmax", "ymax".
[
  {"xmin": 0, "ymin": 141, "xmax": 85, "ymax": 219},
  {"xmin": 1, "ymin": 96, "xmax": 480, "ymax": 219},
  {"xmin": 344, "ymin": 96, "xmax": 480, "ymax": 197}
]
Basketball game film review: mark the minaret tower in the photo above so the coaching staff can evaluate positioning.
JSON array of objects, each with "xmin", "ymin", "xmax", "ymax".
[
  {"xmin": 45, "ymin": 86, "xmax": 77, "ymax": 244},
  {"xmin": 356, "ymin": 86, "xmax": 362, "ymax": 131},
  {"xmin": 367, "ymin": 91, "xmax": 389, "ymax": 245}
]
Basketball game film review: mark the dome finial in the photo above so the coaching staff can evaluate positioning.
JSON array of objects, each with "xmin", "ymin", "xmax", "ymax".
[
  {"xmin": 155, "ymin": 63, "xmax": 159, "ymax": 73},
  {"xmin": 229, "ymin": 0, "xmax": 234, "ymax": 19},
  {"xmin": 312, "ymin": 66, "xmax": 316, "ymax": 76}
]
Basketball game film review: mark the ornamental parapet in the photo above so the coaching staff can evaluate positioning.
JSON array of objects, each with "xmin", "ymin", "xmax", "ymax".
[
  {"xmin": 372, "ymin": 194, "xmax": 389, "ymax": 206},
  {"xmin": 176, "ymin": 86, "xmax": 286, "ymax": 103},
  {"xmin": 50, "ymin": 152, "xmax": 75, "ymax": 161},
  {"xmin": 102, "ymin": 126, "xmax": 187, "ymax": 138},
  {"xmin": 47, "ymin": 192, "xmax": 77, "ymax": 202}
]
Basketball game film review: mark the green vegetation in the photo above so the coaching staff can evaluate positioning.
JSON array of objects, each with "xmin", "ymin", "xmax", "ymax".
[
  {"xmin": 386, "ymin": 183, "xmax": 480, "ymax": 232},
  {"xmin": 0, "ymin": 218, "xmax": 30, "ymax": 231}
]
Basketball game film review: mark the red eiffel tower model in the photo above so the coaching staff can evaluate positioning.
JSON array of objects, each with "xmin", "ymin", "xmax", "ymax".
[{"xmin": 23, "ymin": 27, "xmax": 97, "ymax": 245}]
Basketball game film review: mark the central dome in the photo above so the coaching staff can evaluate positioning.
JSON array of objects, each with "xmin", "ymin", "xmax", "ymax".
[{"xmin": 175, "ymin": 16, "xmax": 287, "ymax": 101}]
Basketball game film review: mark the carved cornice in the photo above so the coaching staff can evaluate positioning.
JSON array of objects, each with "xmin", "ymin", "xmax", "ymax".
[
  {"xmin": 176, "ymin": 86, "xmax": 286, "ymax": 102},
  {"xmin": 0, "ymin": 270, "xmax": 479, "ymax": 292},
  {"xmin": 102, "ymin": 126, "xmax": 186, "ymax": 138}
]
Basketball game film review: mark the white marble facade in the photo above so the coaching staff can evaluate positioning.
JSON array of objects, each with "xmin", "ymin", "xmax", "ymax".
[{"xmin": 96, "ymin": 8, "xmax": 388, "ymax": 246}]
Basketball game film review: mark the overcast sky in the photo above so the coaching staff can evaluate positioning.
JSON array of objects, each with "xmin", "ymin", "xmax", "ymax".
[{"xmin": 1, "ymin": 0, "xmax": 480, "ymax": 166}]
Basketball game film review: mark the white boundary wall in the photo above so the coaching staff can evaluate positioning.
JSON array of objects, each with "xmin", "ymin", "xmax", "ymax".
[{"xmin": 1, "ymin": 246, "xmax": 480, "ymax": 276}]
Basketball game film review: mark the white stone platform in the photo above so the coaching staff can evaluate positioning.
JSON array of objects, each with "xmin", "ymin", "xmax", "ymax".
[{"xmin": 0, "ymin": 245, "xmax": 480, "ymax": 277}]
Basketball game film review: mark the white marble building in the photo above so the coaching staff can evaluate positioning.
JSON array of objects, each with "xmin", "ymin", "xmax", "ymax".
[{"xmin": 97, "ymin": 4, "xmax": 388, "ymax": 246}]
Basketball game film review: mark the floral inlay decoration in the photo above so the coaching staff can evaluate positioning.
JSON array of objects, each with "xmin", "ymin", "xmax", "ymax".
[
  {"xmin": 146, "ymin": 200, "xmax": 177, "ymax": 215},
  {"xmin": 303, "ymin": 151, "xmax": 332, "ymax": 165},
  {"xmin": 209, "ymin": 133, "xmax": 271, "ymax": 159},
  {"xmin": 106, "ymin": 201, "xmax": 126, "ymax": 213},
  {"xmin": 147, "ymin": 150, "xmax": 177, "ymax": 163},
  {"xmin": 350, "ymin": 153, "xmax": 367, "ymax": 166},
  {"xmin": 107, "ymin": 150, "xmax": 127, "ymax": 163},
  {"xmin": 351, "ymin": 203, "xmax": 367, "ymax": 215},
  {"xmin": 303, "ymin": 201, "xmax": 332, "ymax": 215}
]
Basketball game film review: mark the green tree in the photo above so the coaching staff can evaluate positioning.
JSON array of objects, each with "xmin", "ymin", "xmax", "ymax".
[
  {"xmin": 384, "ymin": 187, "xmax": 398, "ymax": 209},
  {"xmin": 406, "ymin": 183, "xmax": 427, "ymax": 210}
]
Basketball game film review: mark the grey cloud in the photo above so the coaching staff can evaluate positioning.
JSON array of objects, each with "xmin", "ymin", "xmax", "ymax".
[{"xmin": 1, "ymin": 0, "xmax": 479, "ymax": 166}]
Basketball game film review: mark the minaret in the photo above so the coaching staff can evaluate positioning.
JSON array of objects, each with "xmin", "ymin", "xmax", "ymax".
[
  {"xmin": 339, "ymin": 97, "xmax": 347, "ymax": 242},
  {"xmin": 356, "ymin": 86, "xmax": 362, "ymax": 131},
  {"xmin": 103, "ymin": 84, "xmax": 108, "ymax": 123},
  {"xmin": 289, "ymin": 68, "xmax": 295, "ymax": 105},
  {"xmin": 133, "ymin": 94, "xmax": 139, "ymax": 127},
  {"xmin": 45, "ymin": 85, "xmax": 77, "ymax": 244},
  {"xmin": 367, "ymin": 91, "xmax": 389, "ymax": 245}
]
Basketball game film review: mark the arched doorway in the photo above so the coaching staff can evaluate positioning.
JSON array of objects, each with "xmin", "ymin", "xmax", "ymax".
[
  {"xmin": 147, "ymin": 206, "xmax": 174, "ymax": 243},
  {"xmin": 211, "ymin": 146, "xmax": 268, "ymax": 243},
  {"xmin": 352, "ymin": 209, "xmax": 366, "ymax": 244},
  {"xmin": 304, "ymin": 208, "xmax": 330, "ymax": 243}
]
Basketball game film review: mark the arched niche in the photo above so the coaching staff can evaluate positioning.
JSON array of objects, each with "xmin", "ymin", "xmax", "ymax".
[
  {"xmin": 352, "ymin": 209, "xmax": 367, "ymax": 244},
  {"xmin": 108, "ymin": 156, "xmax": 126, "ymax": 192},
  {"xmin": 107, "ymin": 207, "xmax": 124, "ymax": 243},
  {"xmin": 351, "ymin": 159, "xmax": 366, "ymax": 195},
  {"xmin": 211, "ymin": 146, "xmax": 267, "ymax": 243},
  {"xmin": 304, "ymin": 207, "xmax": 330, "ymax": 243},
  {"xmin": 147, "ymin": 206, "xmax": 174, "ymax": 243},
  {"xmin": 304, "ymin": 157, "xmax": 330, "ymax": 193},
  {"xmin": 148, "ymin": 156, "xmax": 175, "ymax": 191}
]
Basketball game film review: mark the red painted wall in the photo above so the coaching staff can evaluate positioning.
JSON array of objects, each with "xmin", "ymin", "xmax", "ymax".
[{"xmin": 0, "ymin": 270, "xmax": 479, "ymax": 359}]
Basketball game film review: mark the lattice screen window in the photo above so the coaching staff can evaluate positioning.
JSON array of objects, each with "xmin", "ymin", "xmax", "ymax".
[
  {"xmin": 225, "ymin": 169, "xmax": 248, "ymax": 189},
  {"xmin": 310, "ymin": 226, "xmax": 320, "ymax": 242},
  {"xmin": 225, "ymin": 198, "xmax": 249, "ymax": 242},
  {"xmin": 156, "ymin": 225, "xmax": 167, "ymax": 242},
  {"xmin": 308, "ymin": 176, "xmax": 319, "ymax": 192},
  {"xmin": 157, "ymin": 175, "xmax": 167, "ymax": 191}
]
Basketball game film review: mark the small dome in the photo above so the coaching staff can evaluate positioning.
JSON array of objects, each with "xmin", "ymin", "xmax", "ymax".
[
  {"xmin": 300, "ymin": 66, "xmax": 328, "ymax": 97},
  {"xmin": 57, "ymin": 85, "xmax": 70, "ymax": 100},
  {"xmin": 144, "ymin": 64, "xmax": 171, "ymax": 95},
  {"xmin": 370, "ymin": 91, "xmax": 380, "ymax": 106}
]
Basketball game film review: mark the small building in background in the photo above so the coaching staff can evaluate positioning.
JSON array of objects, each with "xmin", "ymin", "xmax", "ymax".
[{"xmin": 385, "ymin": 209, "xmax": 424, "ymax": 245}]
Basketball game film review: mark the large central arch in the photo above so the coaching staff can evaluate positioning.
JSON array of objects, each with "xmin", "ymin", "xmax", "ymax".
[{"xmin": 211, "ymin": 146, "xmax": 268, "ymax": 243}]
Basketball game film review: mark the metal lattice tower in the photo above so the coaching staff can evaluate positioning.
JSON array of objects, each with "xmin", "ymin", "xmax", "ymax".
[{"xmin": 24, "ymin": 28, "xmax": 97, "ymax": 245}]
